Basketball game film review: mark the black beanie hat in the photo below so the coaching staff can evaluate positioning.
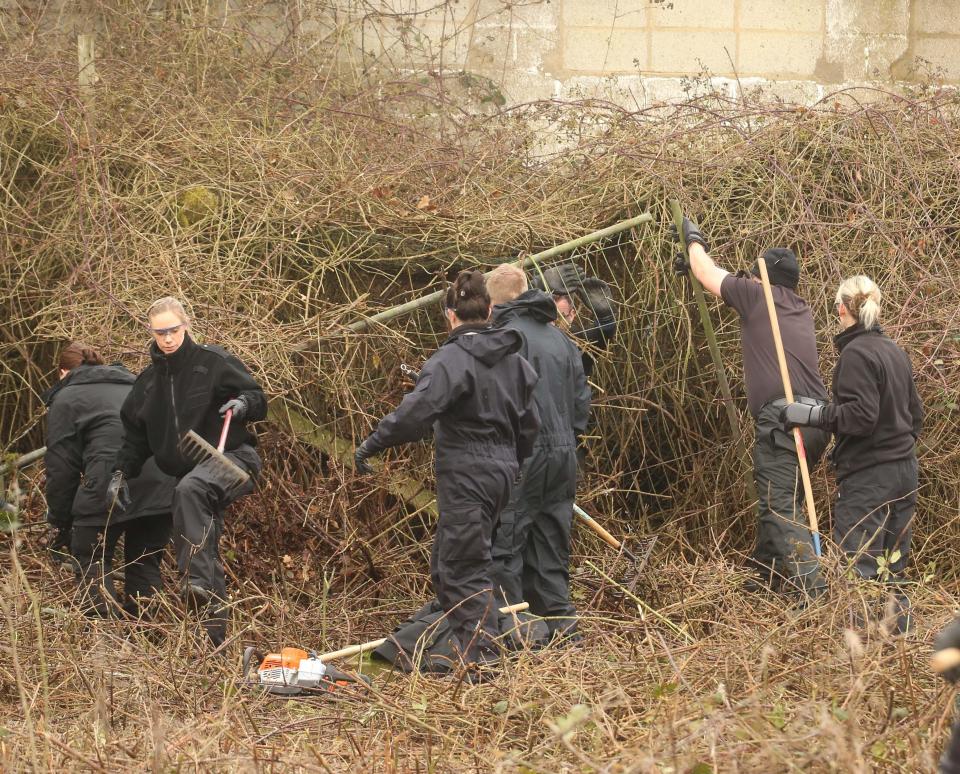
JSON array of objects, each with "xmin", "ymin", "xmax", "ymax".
[{"xmin": 750, "ymin": 248, "xmax": 800, "ymax": 289}]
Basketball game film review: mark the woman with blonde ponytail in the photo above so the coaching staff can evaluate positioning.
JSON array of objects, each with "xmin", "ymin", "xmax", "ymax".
[{"xmin": 780, "ymin": 275, "xmax": 923, "ymax": 631}]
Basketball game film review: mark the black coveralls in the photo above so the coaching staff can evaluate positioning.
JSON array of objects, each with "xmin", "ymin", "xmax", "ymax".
[
  {"xmin": 115, "ymin": 334, "xmax": 266, "ymax": 644},
  {"xmin": 367, "ymin": 323, "xmax": 539, "ymax": 664},
  {"xmin": 489, "ymin": 291, "xmax": 590, "ymax": 639},
  {"xmin": 44, "ymin": 364, "xmax": 175, "ymax": 617},
  {"xmin": 819, "ymin": 325, "xmax": 922, "ymax": 586}
]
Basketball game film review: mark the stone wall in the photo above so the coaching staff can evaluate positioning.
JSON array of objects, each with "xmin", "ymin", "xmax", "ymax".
[{"xmin": 340, "ymin": 0, "xmax": 960, "ymax": 105}]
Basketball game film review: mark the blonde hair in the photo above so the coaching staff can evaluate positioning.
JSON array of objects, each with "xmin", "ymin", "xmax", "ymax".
[
  {"xmin": 486, "ymin": 263, "xmax": 528, "ymax": 306},
  {"xmin": 146, "ymin": 296, "xmax": 189, "ymax": 324},
  {"xmin": 835, "ymin": 275, "xmax": 881, "ymax": 329}
]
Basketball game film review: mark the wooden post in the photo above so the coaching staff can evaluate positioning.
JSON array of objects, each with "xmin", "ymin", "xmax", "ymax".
[
  {"xmin": 668, "ymin": 199, "xmax": 758, "ymax": 507},
  {"xmin": 756, "ymin": 258, "xmax": 822, "ymax": 556},
  {"xmin": 77, "ymin": 34, "xmax": 97, "ymax": 101}
]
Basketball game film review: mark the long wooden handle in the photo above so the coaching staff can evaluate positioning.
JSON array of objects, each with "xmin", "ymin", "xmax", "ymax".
[
  {"xmin": 932, "ymin": 647, "xmax": 960, "ymax": 675},
  {"xmin": 756, "ymin": 259, "xmax": 822, "ymax": 549},
  {"xmin": 217, "ymin": 408, "xmax": 233, "ymax": 453},
  {"xmin": 317, "ymin": 602, "xmax": 531, "ymax": 662},
  {"xmin": 573, "ymin": 504, "xmax": 622, "ymax": 550}
]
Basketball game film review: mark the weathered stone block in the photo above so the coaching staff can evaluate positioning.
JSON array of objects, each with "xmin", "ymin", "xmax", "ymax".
[
  {"xmin": 563, "ymin": 27, "xmax": 647, "ymax": 73},
  {"xmin": 649, "ymin": 29, "xmax": 737, "ymax": 74},
  {"xmin": 738, "ymin": 31, "xmax": 823, "ymax": 77},
  {"xmin": 739, "ymin": 0, "xmax": 823, "ymax": 33},
  {"xmin": 562, "ymin": 0, "xmax": 647, "ymax": 29},
  {"xmin": 650, "ymin": 0, "xmax": 735, "ymax": 29},
  {"xmin": 911, "ymin": 36, "xmax": 960, "ymax": 80},
  {"xmin": 913, "ymin": 0, "xmax": 957, "ymax": 36}
]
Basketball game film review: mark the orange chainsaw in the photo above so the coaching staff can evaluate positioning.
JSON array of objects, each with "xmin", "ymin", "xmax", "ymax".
[{"xmin": 242, "ymin": 646, "xmax": 370, "ymax": 695}]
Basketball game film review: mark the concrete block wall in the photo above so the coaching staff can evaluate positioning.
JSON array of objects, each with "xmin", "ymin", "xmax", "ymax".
[{"xmin": 341, "ymin": 0, "xmax": 960, "ymax": 106}]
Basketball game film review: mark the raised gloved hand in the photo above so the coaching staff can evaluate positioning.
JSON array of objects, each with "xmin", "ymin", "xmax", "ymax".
[
  {"xmin": 670, "ymin": 215, "xmax": 710, "ymax": 253},
  {"xmin": 779, "ymin": 402, "xmax": 825, "ymax": 431},
  {"xmin": 219, "ymin": 396, "xmax": 248, "ymax": 421},
  {"xmin": 531, "ymin": 263, "xmax": 585, "ymax": 296},
  {"xmin": 354, "ymin": 436, "xmax": 383, "ymax": 475},
  {"xmin": 106, "ymin": 470, "xmax": 132, "ymax": 511}
]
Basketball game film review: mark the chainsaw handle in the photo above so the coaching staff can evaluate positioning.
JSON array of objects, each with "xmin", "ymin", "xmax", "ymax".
[{"xmin": 217, "ymin": 408, "xmax": 233, "ymax": 453}]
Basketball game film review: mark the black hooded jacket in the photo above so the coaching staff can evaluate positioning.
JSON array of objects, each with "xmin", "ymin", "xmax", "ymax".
[
  {"xmin": 491, "ymin": 290, "xmax": 590, "ymax": 446},
  {"xmin": 116, "ymin": 333, "xmax": 267, "ymax": 479},
  {"xmin": 369, "ymin": 323, "xmax": 540, "ymax": 467},
  {"xmin": 821, "ymin": 324, "xmax": 923, "ymax": 480},
  {"xmin": 44, "ymin": 364, "xmax": 175, "ymax": 527}
]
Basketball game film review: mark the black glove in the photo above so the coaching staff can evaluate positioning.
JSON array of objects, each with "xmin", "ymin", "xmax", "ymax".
[
  {"xmin": 670, "ymin": 215, "xmax": 710, "ymax": 253},
  {"xmin": 673, "ymin": 251, "xmax": 690, "ymax": 276},
  {"xmin": 354, "ymin": 436, "xmax": 383, "ymax": 475},
  {"xmin": 531, "ymin": 263, "xmax": 585, "ymax": 295},
  {"xmin": 106, "ymin": 470, "xmax": 132, "ymax": 511},
  {"xmin": 935, "ymin": 618, "xmax": 960, "ymax": 684},
  {"xmin": 219, "ymin": 396, "xmax": 248, "ymax": 421},
  {"xmin": 779, "ymin": 402, "xmax": 825, "ymax": 431}
]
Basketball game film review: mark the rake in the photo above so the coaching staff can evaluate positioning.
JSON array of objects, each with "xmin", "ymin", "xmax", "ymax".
[
  {"xmin": 573, "ymin": 503, "xmax": 657, "ymax": 592},
  {"xmin": 179, "ymin": 408, "xmax": 250, "ymax": 487}
]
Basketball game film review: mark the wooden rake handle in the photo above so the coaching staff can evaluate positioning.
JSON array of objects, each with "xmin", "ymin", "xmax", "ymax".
[
  {"xmin": 756, "ymin": 258, "xmax": 822, "ymax": 550},
  {"xmin": 573, "ymin": 504, "xmax": 622, "ymax": 550},
  {"xmin": 316, "ymin": 602, "xmax": 531, "ymax": 662}
]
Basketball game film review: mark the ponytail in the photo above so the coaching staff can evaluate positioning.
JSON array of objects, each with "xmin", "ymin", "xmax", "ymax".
[
  {"xmin": 444, "ymin": 270, "xmax": 491, "ymax": 323},
  {"xmin": 835, "ymin": 275, "xmax": 882, "ymax": 329},
  {"xmin": 58, "ymin": 341, "xmax": 104, "ymax": 371}
]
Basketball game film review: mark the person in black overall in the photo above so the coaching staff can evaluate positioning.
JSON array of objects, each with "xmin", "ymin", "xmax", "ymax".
[
  {"xmin": 674, "ymin": 216, "xmax": 830, "ymax": 599},
  {"xmin": 111, "ymin": 297, "xmax": 267, "ymax": 647},
  {"xmin": 44, "ymin": 342, "xmax": 174, "ymax": 618},
  {"xmin": 486, "ymin": 263, "xmax": 591, "ymax": 644},
  {"xmin": 356, "ymin": 270, "xmax": 540, "ymax": 675},
  {"xmin": 781, "ymin": 275, "xmax": 922, "ymax": 631}
]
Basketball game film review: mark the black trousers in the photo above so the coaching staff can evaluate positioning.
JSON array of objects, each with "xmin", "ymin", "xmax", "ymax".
[
  {"xmin": 431, "ymin": 455, "xmax": 514, "ymax": 663},
  {"xmin": 834, "ymin": 457, "xmax": 916, "ymax": 579},
  {"xmin": 172, "ymin": 444, "xmax": 259, "ymax": 646},
  {"xmin": 71, "ymin": 514, "xmax": 172, "ymax": 618},
  {"xmin": 490, "ymin": 443, "xmax": 578, "ymax": 637},
  {"xmin": 750, "ymin": 401, "xmax": 830, "ymax": 595}
]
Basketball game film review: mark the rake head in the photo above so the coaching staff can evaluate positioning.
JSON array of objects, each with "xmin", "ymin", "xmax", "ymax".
[{"xmin": 180, "ymin": 430, "xmax": 250, "ymax": 487}]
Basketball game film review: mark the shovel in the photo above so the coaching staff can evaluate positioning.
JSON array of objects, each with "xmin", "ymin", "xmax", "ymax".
[{"xmin": 180, "ymin": 408, "xmax": 250, "ymax": 487}]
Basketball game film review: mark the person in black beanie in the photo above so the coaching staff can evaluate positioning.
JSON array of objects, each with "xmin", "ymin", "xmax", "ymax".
[{"xmin": 673, "ymin": 218, "xmax": 830, "ymax": 600}]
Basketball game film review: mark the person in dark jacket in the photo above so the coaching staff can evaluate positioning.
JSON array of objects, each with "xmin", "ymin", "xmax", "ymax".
[
  {"xmin": 934, "ymin": 616, "xmax": 960, "ymax": 773},
  {"xmin": 674, "ymin": 216, "xmax": 830, "ymax": 599},
  {"xmin": 486, "ymin": 263, "xmax": 591, "ymax": 643},
  {"xmin": 111, "ymin": 297, "xmax": 267, "ymax": 647},
  {"xmin": 781, "ymin": 275, "xmax": 922, "ymax": 629},
  {"xmin": 44, "ymin": 342, "xmax": 175, "ymax": 618},
  {"xmin": 356, "ymin": 270, "xmax": 540, "ymax": 673}
]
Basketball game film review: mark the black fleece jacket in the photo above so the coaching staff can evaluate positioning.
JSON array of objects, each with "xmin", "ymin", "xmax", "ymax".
[
  {"xmin": 821, "ymin": 324, "xmax": 923, "ymax": 480},
  {"xmin": 369, "ymin": 322, "xmax": 540, "ymax": 467},
  {"xmin": 116, "ymin": 334, "xmax": 267, "ymax": 479},
  {"xmin": 491, "ymin": 290, "xmax": 590, "ymax": 445},
  {"xmin": 44, "ymin": 364, "xmax": 174, "ymax": 527}
]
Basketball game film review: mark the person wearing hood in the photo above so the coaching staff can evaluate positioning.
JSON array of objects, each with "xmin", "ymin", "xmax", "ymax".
[
  {"xmin": 485, "ymin": 263, "xmax": 590, "ymax": 644},
  {"xmin": 674, "ymin": 216, "xmax": 830, "ymax": 600},
  {"xmin": 355, "ymin": 270, "xmax": 540, "ymax": 674},
  {"xmin": 781, "ymin": 276, "xmax": 922, "ymax": 630},
  {"xmin": 44, "ymin": 342, "xmax": 175, "ymax": 618},
  {"xmin": 111, "ymin": 297, "xmax": 267, "ymax": 647}
]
